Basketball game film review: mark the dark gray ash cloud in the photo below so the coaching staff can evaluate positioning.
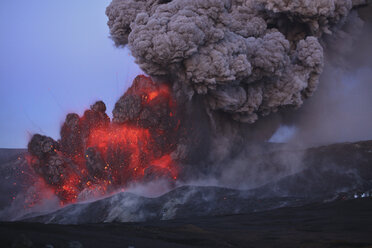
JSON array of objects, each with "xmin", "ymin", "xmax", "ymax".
[{"xmin": 106, "ymin": 0, "xmax": 368, "ymax": 124}]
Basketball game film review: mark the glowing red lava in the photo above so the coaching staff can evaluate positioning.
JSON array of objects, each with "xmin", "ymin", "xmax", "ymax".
[{"xmin": 27, "ymin": 75, "xmax": 179, "ymax": 205}]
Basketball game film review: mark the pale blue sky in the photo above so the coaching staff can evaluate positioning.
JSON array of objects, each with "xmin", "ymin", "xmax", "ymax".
[{"xmin": 0, "ymin": 0, "xmax": 143, "ymax": 148}]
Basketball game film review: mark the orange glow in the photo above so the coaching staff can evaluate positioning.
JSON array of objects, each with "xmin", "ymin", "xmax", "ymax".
[
  {"xmin": 151, "ymin": 154, "xmax": 173, "ymax": 169},
  {"xmin": 148, "ymin": 91, "xmax": 159, "ymax": 101},
  {"xmin": 44, "ymin": 122, "xmax": 179, "ymax": 204},
  {"xmin": 27, "ymin": 75, "xmax": 180, "ymax": 205}
]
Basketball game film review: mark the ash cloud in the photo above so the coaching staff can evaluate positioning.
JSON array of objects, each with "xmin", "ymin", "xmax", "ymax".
[
  {"xmin": 106, "ymin": 0, "xmax": 368, "ymax": 125},
  {"xmin": 287, "ymin": 6, "xmax": 372, "ymax": 146},
  {"xmin": 105, "ymin": 0, "xmax": 372, "ymax": 196}
]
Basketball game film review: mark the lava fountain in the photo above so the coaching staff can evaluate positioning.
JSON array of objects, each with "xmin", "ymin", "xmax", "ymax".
[{"xmin": 27, "ymin": 75, "xmax": 180, "ymax": 204}]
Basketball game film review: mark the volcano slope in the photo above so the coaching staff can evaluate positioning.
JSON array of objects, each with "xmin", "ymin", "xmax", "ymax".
[
  {"xmin": 1, "ymin": 198, "xmax": 372, "ymax": 248},
  {"xmin": 0, "ymin": 140, "xmax": 372, "ymax": 247}
]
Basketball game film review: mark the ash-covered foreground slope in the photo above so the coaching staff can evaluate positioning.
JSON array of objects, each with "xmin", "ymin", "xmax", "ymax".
[
  {"xmin": 23, "ymin": 140, "xmax": 372, "ymax": 224},
  {"xmin": 1, "ymin": 198, "xmax": 372, "ymax": 248}
]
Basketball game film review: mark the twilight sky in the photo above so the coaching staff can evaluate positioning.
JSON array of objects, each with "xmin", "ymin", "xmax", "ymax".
[{"xmin": 0, "ymin": 0, "xmax": 143, "ymax": 148}]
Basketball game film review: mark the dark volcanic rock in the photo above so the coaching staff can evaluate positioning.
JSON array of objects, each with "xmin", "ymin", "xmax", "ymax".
[
  {"xmin": 21, "ymin": 140, "xmax": 372, "ymax": 224},
  {"xmin": 1, "ymin": 198, "xmax": 372, "ymax": 248},
  {"xmin": 255, "ymin": 140, "xmax": 372, "ymax": 198},
  {"xmin": 23, "ymin": 186, "xmax": 310, "ymax": 224},
  {"xmin": 1, "ymin": 140, "xmax": 372, "ymax": 224}
]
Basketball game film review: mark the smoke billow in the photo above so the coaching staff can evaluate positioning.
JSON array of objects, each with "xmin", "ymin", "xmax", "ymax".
[
  {"xmin": 286, "ymin": 5, "xmax": 372, "ymax": 146},
  {"xmin": 106, "ymin": 0, "xmax": 368, "ymax": 126},
  {"xmin": 103, "ymin": 0, "xmax": 372, "ymax": 191},
  {"xmin": 10, "ymin": 0, "xmax": 370, "ymax": 220}
]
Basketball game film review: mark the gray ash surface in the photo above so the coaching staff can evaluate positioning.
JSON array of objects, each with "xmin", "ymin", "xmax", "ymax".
[
  {"xmin": 1, "ymin": 198, "xmax": 372, "ymax": 248},
  {"xmin": 2, "ymin": 140, "xmax": 371, "ymax": 224},
  {"xmin": 1, "ymin": 140, "xmax": 372, "ymax": 247}
]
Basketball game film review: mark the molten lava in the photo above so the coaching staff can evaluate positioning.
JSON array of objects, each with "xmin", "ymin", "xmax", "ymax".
[{"xmin": 27, "ymin": 75, "xmax": 179, "ymax": 204}]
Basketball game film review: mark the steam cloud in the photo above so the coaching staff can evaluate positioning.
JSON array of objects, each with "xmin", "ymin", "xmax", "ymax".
[{"xmin": 106, "ymin": 0, "xmax": 368, "ymax": 124}]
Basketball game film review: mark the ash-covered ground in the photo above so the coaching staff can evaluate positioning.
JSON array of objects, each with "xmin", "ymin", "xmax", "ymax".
[
  {"xmin": 1, "ymin": 198, "xmax": 372, "ymax": 248},
  {"xmin": 1, "ymin": 140, "xmax": 372, "ymax": 247},
  {"xmin": 16, "ymin": 141, "xmax": 372, "ymax": 224}
]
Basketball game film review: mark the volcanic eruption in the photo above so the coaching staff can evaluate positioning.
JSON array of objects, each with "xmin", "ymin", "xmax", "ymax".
[
  {"xmin": 27, "ymin": 75, "xmax": 180, "ymax": 204},
  {"xmin": 104, "ymin": 0, "xmax": 371, "ymax": 152},
  {"xmin": 25, "ymin": 0, "xmax": 371, "ymax": 204},
  {"xmin": 106, "ymin": 0, "xmax": 367, "ymax": 124}
]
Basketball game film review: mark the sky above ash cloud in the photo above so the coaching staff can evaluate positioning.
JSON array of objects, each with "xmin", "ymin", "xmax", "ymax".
[{"xmin": 0, "ymin": 0, "xmax": 142, "ymax": 148}]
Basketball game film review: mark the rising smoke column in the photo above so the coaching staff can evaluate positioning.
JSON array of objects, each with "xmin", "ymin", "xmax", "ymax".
[
  {"xmin": 106, "ymin": 0, "xmax": 368, "ymax": 124},
  {"xmin": 25, "ymin": 0, "xmax": 370, "ymax": 204}
]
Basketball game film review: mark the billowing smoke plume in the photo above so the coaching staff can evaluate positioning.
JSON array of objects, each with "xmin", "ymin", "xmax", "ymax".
[
  {"xmin": 106, "ymin": 0, "xmax": 368, "ymax": 124},
  {"xmin": 22, "ymin": 0, "xmax": 371, "ymax": 208},
  {"xmin": 285, "ymin": 4, "xmax": 372, "ymax": 146}
]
